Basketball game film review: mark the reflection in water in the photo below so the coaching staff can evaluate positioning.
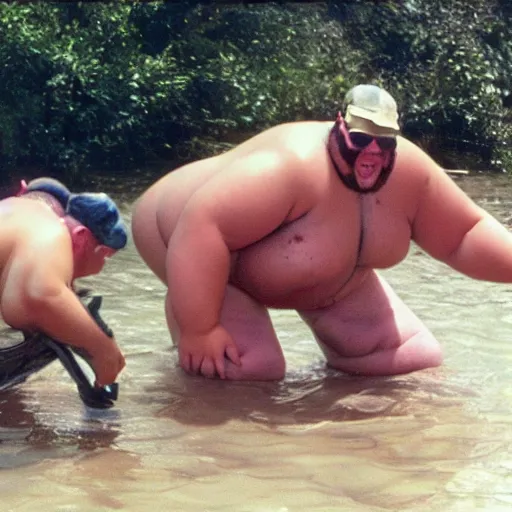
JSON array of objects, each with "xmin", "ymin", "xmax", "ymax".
[
  {"xmin": 0, "ymin": 387, "xmax": 122, "ymax": 467},
  {"xmin": 1, "ymin": 175, "xmax": 512, "ymax": 511}
]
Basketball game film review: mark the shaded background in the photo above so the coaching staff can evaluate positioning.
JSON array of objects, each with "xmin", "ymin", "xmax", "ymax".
[{"xmin": 1, "ymin": 0, "xmax": 512, "ymax": 188}]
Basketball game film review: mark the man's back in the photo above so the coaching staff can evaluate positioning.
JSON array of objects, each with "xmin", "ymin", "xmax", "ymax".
[{"xmin": 0, "ymin": 196, "xmax": 71, "ymax": 328}]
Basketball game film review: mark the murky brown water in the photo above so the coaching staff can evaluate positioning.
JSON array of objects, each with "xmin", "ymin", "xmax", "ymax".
[{"xmin": 1, "ymin": 174, "xmax": 512, "ymax": 511}]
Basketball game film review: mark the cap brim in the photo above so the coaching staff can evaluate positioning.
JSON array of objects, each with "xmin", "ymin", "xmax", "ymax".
[
  {"xmin": 346, "ymin": 113, "xmax": 399, "ymax": 138},
  {"xmin": 346, "ymin": 106, "xmax": 400, "ymax": 132}
]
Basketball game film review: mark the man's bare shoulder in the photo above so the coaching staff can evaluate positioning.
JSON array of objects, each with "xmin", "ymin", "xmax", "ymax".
[
  {"xmin": 0, "ymin": 198, "xmax": 72, "ymax": 313},
  {"xmin": 226, "ymin": 121, "xmax": 331, "ymax": 162},
  {"xmin": 0, "ymin": 197, "xmax": 68, "ymax": 245},
  {"xmin": 394, "ymin": 136, "xmax": 446, "ymax": 178}
]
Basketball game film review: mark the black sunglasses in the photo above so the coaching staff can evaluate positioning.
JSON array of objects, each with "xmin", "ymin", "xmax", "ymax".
[{"xmin": 341, "ymin": 121, "xmax": 396, "ymax": 151}]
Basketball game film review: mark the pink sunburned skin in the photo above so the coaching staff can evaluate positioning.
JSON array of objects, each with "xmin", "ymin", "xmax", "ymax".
[{"xmin": 95, "ymin": 245, "xmax": 116, "ymax": 259}]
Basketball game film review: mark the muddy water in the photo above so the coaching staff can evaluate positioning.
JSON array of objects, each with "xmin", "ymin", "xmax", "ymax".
[{"xmin": 1, "ymin": 174, "xmax": 512, "ymax": 511}]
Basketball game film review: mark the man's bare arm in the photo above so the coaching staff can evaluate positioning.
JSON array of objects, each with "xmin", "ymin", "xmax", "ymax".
[
  {"xmin": 442, "ymin": 213, "xmax": 512, "ymax": 281},
  {"xmin": 1, "ymin": 236, "xmax": 124, "ymax": 385},
  {"xmin": 167, "ymin": 150, "xmax": 312, "ymax": 376},
  {"xmin": 411, "ymin": 148, "xmax": 512, "ymax": 282}
]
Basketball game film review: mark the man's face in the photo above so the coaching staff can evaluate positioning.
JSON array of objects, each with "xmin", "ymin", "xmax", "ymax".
[
  {"xmin": 81, "ymin": 243, "xmax": 116, "ymax": 278},
  {"xmin": 74, "ymin": 239, "xmax": 116, "ymax": 279},
  {"xmin": 64, "ymin": 218, "xmax": 116, "ymax": 279},
  {"xmin": 334, "ymin": 117, "xmax": 397, "ymax": 194},
  {"xmin": 352, "ymin": 138, "xmax": 393, "ymax": 190}
]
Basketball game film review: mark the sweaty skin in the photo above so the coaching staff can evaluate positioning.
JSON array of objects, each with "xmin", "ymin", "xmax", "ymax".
[
  {"xmin": 132, "ymin": 119, "xmax": 512, "ymax": 381},
  {"xmin": 0, "ymin": 196, "xmax": 125, "ymax": 386}
]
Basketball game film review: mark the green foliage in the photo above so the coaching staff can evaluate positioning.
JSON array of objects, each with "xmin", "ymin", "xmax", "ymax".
[
  {"xmin": 125, "ymin": 3, "xmax": 367, "ymax": 158},
  {"xmin": 0, "ymin": 2, "xmax": 366, "ymax": 176},
  {"xmin": 0, "ymin": 3, "xmax": 135, "ymax": 175},
  {"xmin": 182, "ymin": 5, "xmax": 365, "ymax": 138},
  {"xmin": 0, "ymin": 2, "xmax": 190, "ymax": 178},
  {"xmin": 331, "ymin": 0, "xmax": 512, "ymax": 170},
  {"xmin": 0, "ymin": 1, "xmax": 512, "ymax": 178}
]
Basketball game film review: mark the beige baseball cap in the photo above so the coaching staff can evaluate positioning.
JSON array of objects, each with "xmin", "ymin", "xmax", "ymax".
[{"xmin": 344, "ymin": 84, "xmax": 400, "ymax": 133}]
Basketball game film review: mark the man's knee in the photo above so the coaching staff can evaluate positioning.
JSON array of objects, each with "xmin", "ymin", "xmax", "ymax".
[
  {"xmin": 408, "ymin": 331, "xmax": 443, "ymax": 369},
  {"xmin": 225, "ymin": 353, "xmax": 286, "ymax": 381},
  {"xmin": 260, "ymin": 356, "xmax": 286, "ymax": 380}
]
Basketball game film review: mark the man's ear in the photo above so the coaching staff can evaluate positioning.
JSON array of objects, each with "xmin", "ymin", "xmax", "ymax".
[
  {"xmin": 62, "ymin": 216, "xmax": 95, "ymax": 254},
  {"xmin": 70, "ymin": 225, "xmax": 89, "ymax": 255},
  {"xmin": 60, "ymin": 219, "xmax": 88, "ymax": 256}
]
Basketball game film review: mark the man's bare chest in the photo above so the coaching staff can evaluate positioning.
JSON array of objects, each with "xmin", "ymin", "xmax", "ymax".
[{"xmin": 357, "ymin": 193, "xmax": 412, "ymax": 269}]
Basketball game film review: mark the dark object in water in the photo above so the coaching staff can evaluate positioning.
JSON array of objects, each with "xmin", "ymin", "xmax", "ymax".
[{"xmin": 0, "ymin": 294, "xmax": 119, "ymax": 409}]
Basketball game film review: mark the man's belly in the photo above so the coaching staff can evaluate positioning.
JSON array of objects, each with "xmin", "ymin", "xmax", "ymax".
[{"xmin": 230, "ymin": 222, "xmax": 362, "ymax": 310}]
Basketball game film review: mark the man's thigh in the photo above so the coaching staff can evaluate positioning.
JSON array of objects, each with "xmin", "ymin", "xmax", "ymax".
[
  {"xmin": 297, "ymin": 270, "xmax": 441, "ymax": 375},
  {"xmin": 168, "ymin": 284, "xmax": 286, "ymax": 381},
  {"xmin": 131, "ymin": 188, "xmax": 167, "ymax": 282},
  {"xmin": 220, "ymin": 285, "xmax": 286, "ymax": 380}
]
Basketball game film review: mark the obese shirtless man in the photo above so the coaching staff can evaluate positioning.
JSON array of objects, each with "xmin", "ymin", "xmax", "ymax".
[
  {"xmin": 132, "ymin": 84, "xmax": 512, "ymax": 381},
  {"xmin": 0, "ymin": 178, "xmax": 127, "ymax": 386}
]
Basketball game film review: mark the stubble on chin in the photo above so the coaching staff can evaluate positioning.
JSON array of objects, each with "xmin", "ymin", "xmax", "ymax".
[{"xmin": 354, "ymin": 158, "xmax": 385, "ymax": 190}]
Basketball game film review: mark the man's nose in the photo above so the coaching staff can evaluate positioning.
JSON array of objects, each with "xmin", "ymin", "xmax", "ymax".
[{"xmin": 365, "ymin": 139, "xmax": 382, "ymax": 153}]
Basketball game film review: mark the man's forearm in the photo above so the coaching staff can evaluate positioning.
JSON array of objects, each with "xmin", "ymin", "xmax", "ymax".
[
  {"xmin": 167, "ymin": 222, "xmax": 231, "ymax": 336},
  {"xmin": 26, "ymin": 287, "xmax": 116, "ymax": 357},
  {"xmin": 445, "ymin": 216, "xmax": 512, "ymax": 282}
]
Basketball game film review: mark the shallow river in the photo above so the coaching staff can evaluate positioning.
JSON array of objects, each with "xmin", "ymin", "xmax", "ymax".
[{"xmin": 1, "ymin": 173, "xmax": 512, "ymax": 511}]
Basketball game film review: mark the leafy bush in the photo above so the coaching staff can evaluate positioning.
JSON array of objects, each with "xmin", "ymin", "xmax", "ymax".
[
  {"xmin": 0, "ymin": 0, "xmax": 512, "ymax": 180},
  {"xmin": 331, "ymin": 0, "xmax": 512, "ymax": 170}
]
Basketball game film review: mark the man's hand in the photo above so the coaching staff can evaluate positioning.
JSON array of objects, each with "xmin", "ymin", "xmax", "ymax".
[
  {"xmin": 89, "ymin": 338, "xmax": 125, "ymax": 387},
  {"xmin": 179, "ymin": 324, "xmax": 241, "ymax": 379}
]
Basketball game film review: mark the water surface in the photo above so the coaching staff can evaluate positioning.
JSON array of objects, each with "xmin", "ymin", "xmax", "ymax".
[{"xmin": 1, "ymin": 174, "xmax": 512, "ymax": 511}]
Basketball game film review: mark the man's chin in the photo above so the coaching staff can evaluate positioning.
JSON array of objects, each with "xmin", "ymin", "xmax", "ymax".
[{"xmin": 355, "ymin": 172, "xmax": 379, "ymax": 191}]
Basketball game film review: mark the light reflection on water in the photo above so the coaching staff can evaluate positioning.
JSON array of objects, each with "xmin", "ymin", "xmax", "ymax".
[{"xmin": 1, "ymin": 174, "xmax": 512, "ymax": 511}]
